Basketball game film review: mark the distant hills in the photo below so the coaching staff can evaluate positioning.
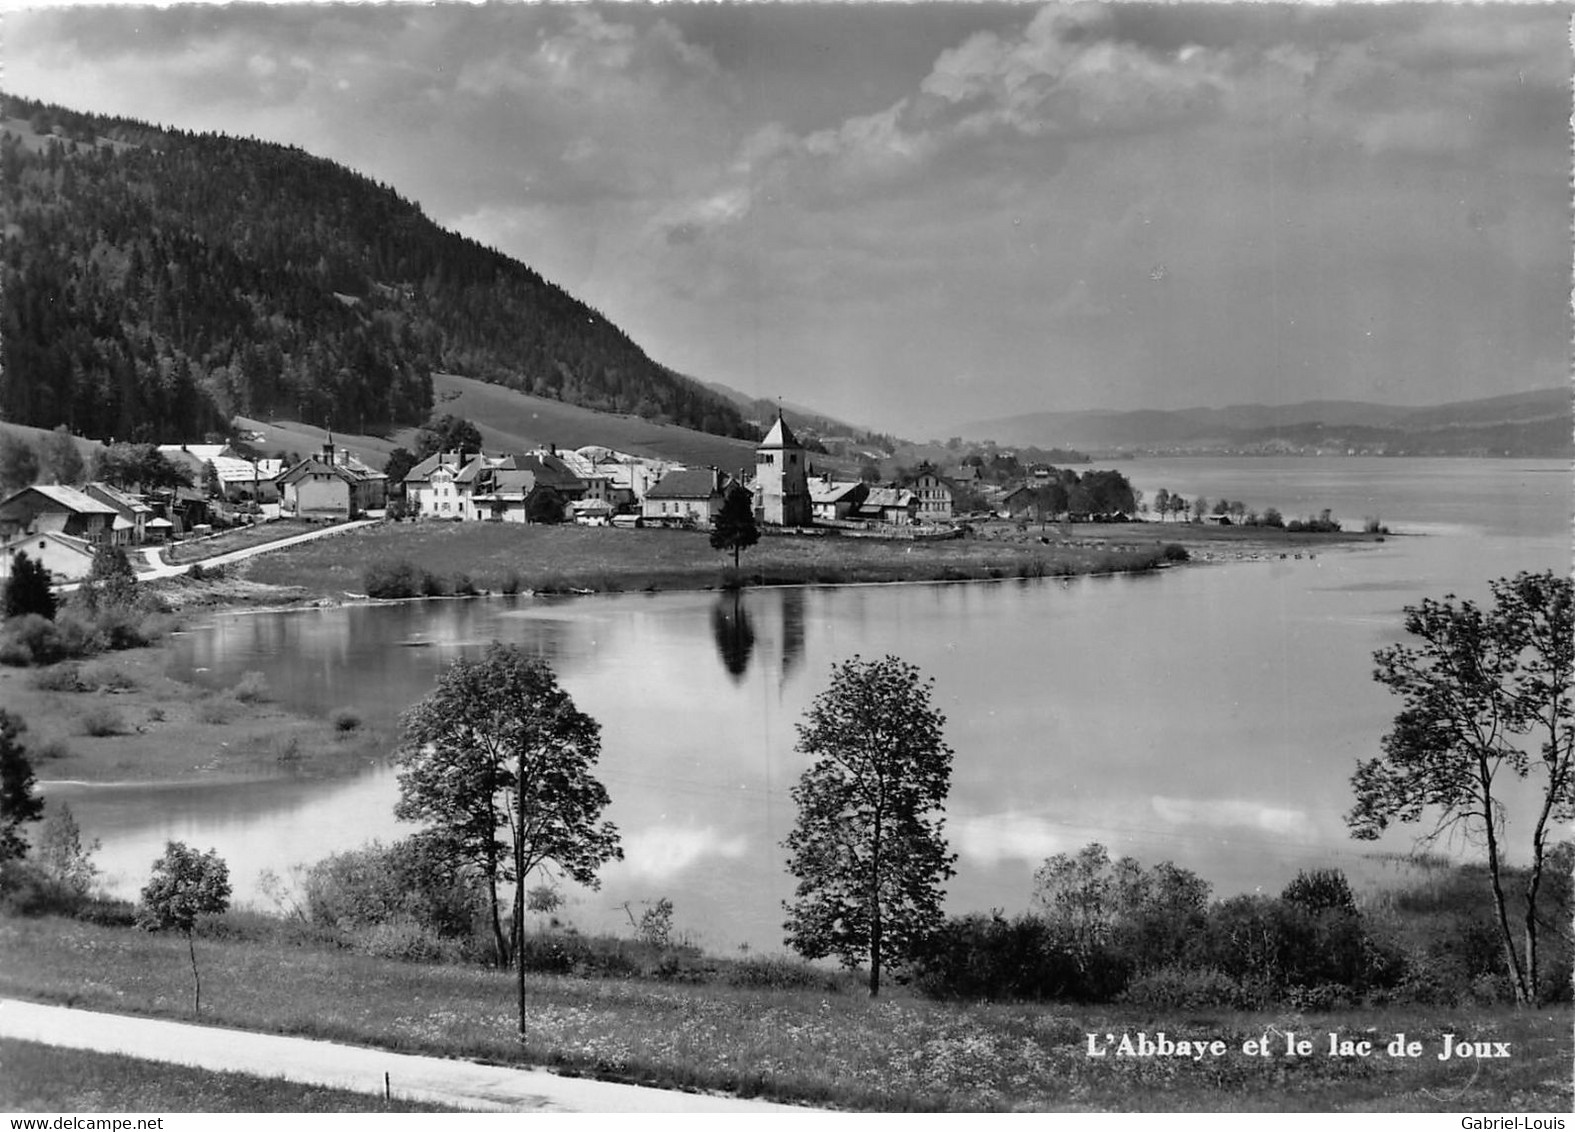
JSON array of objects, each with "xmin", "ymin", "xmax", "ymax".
[
  {"xmin": 957, "ymin": 387, "xmax": 1573, "ymax": 457},
  {"xmin": 0, "ymin": 93, "xmax": 758, "ymax": 445}
]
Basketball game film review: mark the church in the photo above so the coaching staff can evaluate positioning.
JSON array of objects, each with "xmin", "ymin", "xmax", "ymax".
[{"xmin": 753, "ymin": 413, "xmax": 812, "ymax": 527}]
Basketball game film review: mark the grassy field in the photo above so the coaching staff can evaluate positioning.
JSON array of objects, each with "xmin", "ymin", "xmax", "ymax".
[
  {"xmin": 0, "ymin": 1038, "xmax": 458, "ymax": 1112},
  {"xmin": 0, "ymin": 646, "xmax": 388, "ymax": 783},
  {"xmin": 232, "ymin": 517, "xmax": 1368, "ymax": 602},
  {"xmin": 0, "ymin": 914, "xmax": 1567, "ymax": 1112},
  {"xmin": 159, "ymin": 518, "xmax": 324, "ymax": 565}
]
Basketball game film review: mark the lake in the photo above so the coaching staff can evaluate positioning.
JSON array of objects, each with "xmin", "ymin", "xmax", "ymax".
[{"xmin": 47, "ymin": 457, "xmax": 1572, "ymax": 953}]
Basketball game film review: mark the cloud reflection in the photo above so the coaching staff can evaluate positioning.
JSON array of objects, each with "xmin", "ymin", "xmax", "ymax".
[
  {"xmin": 618, "ymin": 824, "xmax": 749, "ymax": 881},
  {"xmin": 1150, "ymin": 796, "xmax": 1316, "ymax": 840}
]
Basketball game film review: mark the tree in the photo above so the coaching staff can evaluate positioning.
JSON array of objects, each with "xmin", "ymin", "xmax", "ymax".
[
  {"xmin": 413, "ymin": 414, "xmax": 482, "ymax": 461},
  {"xmin": 138, "ymin": 841, "xmax": 231, "ymax": 1015},
  {"xmin": 1348, "ymin": 570, "xmax": 1573, "ymax": 1004},
  {"xmin": 783, "ymin": 655, "xmax": 957, "ymax": 996},
  {"xmin": 4, "ymin": 551, "xmax": 56, "ymax": 620},
  {"xmin": 710, "ymin": 484, "xmax": 760, "ymax": 568},
  {"xmin": 1153, "ymin": 488, "xmax": 1171, "ymax": 522},
  {"xmin": 395, "ymin": 643, "xmax": 621, "ymax": 1035},
  {"xmin": 0, "ymin": 435, "xmax": 40, "ymax": 496},
  {"xmin": 42, "ymin": 426, "xmax": 85, "ymax": 486},
  {"xmin": 383, "ymin": 446, "xmax": 417, "ymax": 496},
  {"xmin": 0, "ymin": 711, "xmax": 44, "ymax": 863},
  {"xmin": 36, "ymin": 801, "xmax": 100, "ymax": 897}
]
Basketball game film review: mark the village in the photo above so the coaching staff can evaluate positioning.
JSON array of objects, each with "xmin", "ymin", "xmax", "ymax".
[{"xmin": 0, "ymin": 413, "xmax": 1155, "ymax": 586}]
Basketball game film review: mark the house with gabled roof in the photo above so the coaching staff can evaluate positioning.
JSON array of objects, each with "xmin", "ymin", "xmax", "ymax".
[
  {"xmin": 642, "ymin": 467, "xmax": 730, "ymax": 525},
  {"xmin": 906, "ymin": 462, "xmax": 956, "ymax": 521},
  {"xmin": 83, "ymin": 481, "xmax": 153, "ymax": 545},
  {"xmin": 809, "ymin": 476, "xmax": 868, "ymax": 523},
  {"xmin": 0, "ymin": 483, "xmax": 119, "ymax": 545},
  {"xmin": 277, "ymin": 441, "xmax": 386, "ymax": 519},
  {"xmin": 0, "ymin": 530, "xmax": 98, "ymax": 584}
]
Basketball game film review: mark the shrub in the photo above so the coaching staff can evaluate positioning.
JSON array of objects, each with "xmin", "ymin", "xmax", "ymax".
[
  {"xmin": 31, "ymin": 739, "xmax": 71, "ymax": 763},
  {"xmin": 419, "ymin": 570, "xmax": 447, "ymax": 597},
  {"xmin": 330, "ymin": 707, "xmax": 362, "ymax": 733},
  {"xmin": 193, "ymin": 693, "xmax": 239, "ymax": 725},
  {"xmin": 1161, "ymin": 543, "xmax": 1189, "ymax": 563},
  {"xmin": 232, "ymin": 671, "xmax": 269, "ymax": 703},
  {"xmin": 499, "ymin": 571, "xmax": 522, "ymax": 596},
  {"xmin": 451, "ymin": 573, "xmax": 477, "ymax": 597},
  {"xmin": 357, "ymin": 915, "xmax": 457, "ymax": 963},
  {"xmin": 78, "ymin": 705, "xmax": 125, "ymax": 737},
  {"xmin": 910, "ymin": 911, "xmax": 1120, "ymax": 1002},
  {"xmin": 1121, "ymin": 966, "xmax": 1251, "ymax": 1010},
  {"xmin": 32, "ymin": 663, "xmax": 87, "ymax": 692},
  {"xmin": 725, "ymin": 953, "xmax": 841, "ymax": 991},
  {"xmin": 303, "ymin": 836, "xmax": 485, "ymax": 944},
  {"xmin": 146, "ymin": 706, "xmax": 165, "ymax": 723},
  {"xmin": 363, "ymin": 560, "xmax": 421, "ymax": 599},
  {"xmin": 0, "ymin": 614, "xmax": 71, "ymax": 665}
]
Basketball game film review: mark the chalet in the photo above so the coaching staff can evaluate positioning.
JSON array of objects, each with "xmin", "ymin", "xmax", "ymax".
[
  {"xmin": 643, "ymin": 467, "xmax": 730, "ymax": 525},
  {"xmin": 517, "ymin": 449, "xmax": 588, "ymax": 503},
  {"xmin": 0, "ymin": 484, "xmax": 118, "ymax": 545},
  {"xmin": 83, "ymin": 481, "xmax": 152, "ymax": 546}
]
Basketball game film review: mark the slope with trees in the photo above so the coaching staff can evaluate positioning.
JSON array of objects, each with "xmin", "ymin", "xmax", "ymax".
[{"xmin": 0, "ymin": 94, "xmax": 759, "ymax": 445}]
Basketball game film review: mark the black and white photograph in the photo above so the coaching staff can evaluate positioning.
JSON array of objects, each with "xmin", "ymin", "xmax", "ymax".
[{"xmin": 0, "ymin": 0, "xmax": 1569, "ymax": 1116}]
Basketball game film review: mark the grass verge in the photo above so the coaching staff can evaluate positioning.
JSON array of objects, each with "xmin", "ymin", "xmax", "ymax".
[
  {"xmin": 1, "ymin": 915, "xmax": 1567, "ymax": 1112},
  {"xmin": 0, "ymin": 1037, "xmax": 459, "ymax": 1112}
]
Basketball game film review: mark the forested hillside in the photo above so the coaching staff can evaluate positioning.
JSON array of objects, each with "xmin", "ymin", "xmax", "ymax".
[{"xmin": 0, "ymin": 94, "xmax": 759, "ymax": 444}]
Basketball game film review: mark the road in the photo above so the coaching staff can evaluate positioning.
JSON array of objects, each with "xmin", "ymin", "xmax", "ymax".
[
  {"xmin": 0, "ymin": 999, "xmax": 805, "ymax": 1113},
  {"xmin": 136, "ymin": 518, "xmax": 382, "ymax": 580}
]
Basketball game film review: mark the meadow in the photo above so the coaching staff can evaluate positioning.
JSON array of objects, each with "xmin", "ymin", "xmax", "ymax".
[{"xmin": 0, "ymin": 913, "xmax": 1567, "ymax": 1113}]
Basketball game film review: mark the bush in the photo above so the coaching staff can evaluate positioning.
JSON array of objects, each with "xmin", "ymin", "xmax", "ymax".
[
  {"xmin": 451, "ymin": 573, "xmax": 477, "ymax": 597},
  {"xmin": 1121, "ymin": 966, "xmax": 1252, "ymax": 1010},
  {"xmin": 232, "ymin": 671, "xmax": 270, "ymax": 703},
  {"xmin": 193, "ymin": 693, "xmax": 239, "ymax": 725},
  {"xmin": 32, "ymin": 663, "xmax": 87, "ymax": 692},
  {"xmin": 725, "ymin": 954, "xmax": 841, "ymax": 991},
  {"xmin": 1161, "ymin": 543, "xmax": 1190, "ymax": 563},
  {"xmin": 910, "ymin": 911, "xmax": 1122, "ymax": 1002},
  {"xmin": 78, "ymin": 705, "xmax": 126, "ymax": 737},
  {"xmin": 357, "ymin": 915, "xmax": 459, "ymax": 963},
  {"xmin": 499, "ymin": 571, "xmax": 522, "ymax": 596},
  {"xmin": 419, "ymin": 571, "xmax": 447, "ymax": 597},
  {"xmin": 0, "ymin": 614, "xmax": 73, "ymax": 665},
  {"xmin": 303, "ymin": 836, "xmax": 485, "ymax": 944},
  {"xmin": 330, "ymin": 707, "xmax": 362, "ymax": 733},
  {"xmin": 363, "ymin": 560, "xmax": 421, "ymax": 599}
]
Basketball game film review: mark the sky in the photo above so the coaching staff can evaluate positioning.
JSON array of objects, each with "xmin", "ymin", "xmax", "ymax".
[{"xmin": 3, "ymin": 1, "xmax": 1570, "ymax": 437}]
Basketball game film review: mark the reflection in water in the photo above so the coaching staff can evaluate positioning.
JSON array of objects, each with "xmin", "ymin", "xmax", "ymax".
[
  {"xmin": 710, "ymin": 591, "xmax": 756, "ymax": 682},
  {"xmin": 779, "ymin": 588, "xmax": 806, "ymax": 685}
]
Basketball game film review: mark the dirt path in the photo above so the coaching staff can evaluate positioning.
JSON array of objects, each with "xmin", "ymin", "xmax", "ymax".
[{"xmin": 0, "ymin": 999, "xmax": 805, "ymax": 1112}]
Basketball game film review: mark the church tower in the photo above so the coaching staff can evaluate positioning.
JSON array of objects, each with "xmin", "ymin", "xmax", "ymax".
[{"xmin": 755, "ymin": 411, "xmax": 811, "ymax": 526}]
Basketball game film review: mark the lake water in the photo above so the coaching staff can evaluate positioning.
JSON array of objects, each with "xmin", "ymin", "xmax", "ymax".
[{"xmin": 46, "ymin": 458, "xmax": 1571, "ymax": 952}]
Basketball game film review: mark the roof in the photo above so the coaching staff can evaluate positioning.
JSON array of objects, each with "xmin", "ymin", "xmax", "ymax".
[
  {"xmin": 860, "ymin": 487, "xmax": 915, "ymax": 510},
  {"xmin": 84, "ymin": 481, "xmax": 152, "ymax": 514},
  {"xmin": 453, "ymin": 454, "xmax": 515, "ymax": 485},
  {"xmin": 211, "ymin": 456, "xmax": 267, "ymax": 483},
  {"xmin": 2, "ymin": 529, "xmax": 96, "ymax": 560},
  {"xmin": 468, "ymin": 468, "xmax": 537, "ymax": 498},
  {"xmin": 158, "ymin": 444, "xmax": 230, "ymax": 462},
  {"xmin": 403, "ymin": 451, "xmax": 465, "ymax": 484},
  {"xmin": 758, "ymin": 414, "xmax": 802, "ymax": 450},
  {"xmin": 810, "ymin": 480, "xmax": 865, "ymax": 505},
  {"xmin": 518, "ymin": 452, "xmax": 585, "ymax": 491},
  {"xmin": 277, "ymin": 457, "xmax": 362, "ymax": 487},
  {"xmin": 646, "ymin": 468, "xmax": 725, "ymax": 500},
  {"xmin": 2, "ymin": 484, "xmax": 118, "ymax": 516}
]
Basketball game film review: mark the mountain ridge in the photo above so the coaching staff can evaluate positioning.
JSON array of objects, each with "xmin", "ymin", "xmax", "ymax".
[{"xmin": 956, "ymin": 386, "xmax": 1572, "ymax": 456}]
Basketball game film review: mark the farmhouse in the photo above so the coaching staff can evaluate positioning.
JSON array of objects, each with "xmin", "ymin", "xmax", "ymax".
[
  {"xmin": 0, "ymin": 483, "xmax": 118, "ymax": 545},
  {"xmin": 277, "ymin": 442, "xmax": 386, "ymax": 519}
]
